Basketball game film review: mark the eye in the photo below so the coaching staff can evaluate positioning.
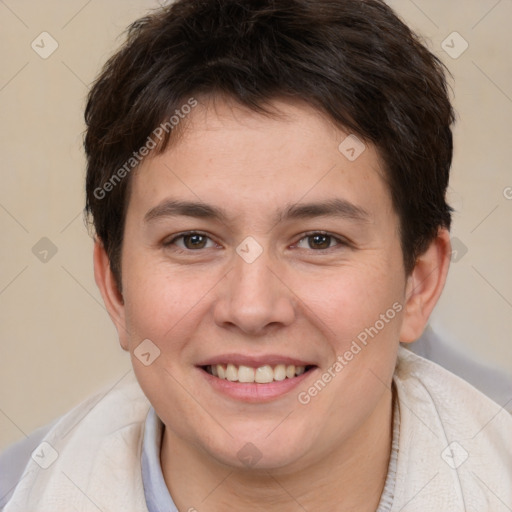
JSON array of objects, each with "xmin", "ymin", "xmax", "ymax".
[
  {"xmin": 164, "ymin": 231, "xmax": 217, "ymax": 250},
  {"xmin": 295, "ymin": 232, "xmax": 347, "ymax": 250}
]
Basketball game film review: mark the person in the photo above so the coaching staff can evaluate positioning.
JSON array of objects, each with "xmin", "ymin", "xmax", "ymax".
[{"xmin": 2, "ymin": 0, "xmax": 511, "ymax": 510}]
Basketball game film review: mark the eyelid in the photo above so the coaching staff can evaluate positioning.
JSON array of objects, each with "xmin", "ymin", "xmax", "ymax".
[
  {"xmin": 163, "ymin": 230, "xmax": 351, "ymax": 252},
  {"xmin": 163, "ymin": 230, "xmax": 219, "ymax": 250},
  {"xmin": 293, "ymin": 230, "xmax": 350, "ymax": 250}
]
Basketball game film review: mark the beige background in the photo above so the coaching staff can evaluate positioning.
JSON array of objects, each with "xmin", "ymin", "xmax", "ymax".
[{"xmin": 1, "ymin": 0, "xmax": 511, "ymax": 451}]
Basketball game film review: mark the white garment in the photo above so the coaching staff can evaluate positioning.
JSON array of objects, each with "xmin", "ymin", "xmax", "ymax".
[
  {"xmin": 408, "ymin": 325, "xmax": 512, "ymax": 412},
  {"xmin": 4, "ymin": 346, "xmax": 512, "ymax": 512}
]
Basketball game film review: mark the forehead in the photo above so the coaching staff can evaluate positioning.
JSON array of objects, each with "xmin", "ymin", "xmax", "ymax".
[{"xmin": 129, "ymin": 97, "xmax": 395, "ymax": 227}]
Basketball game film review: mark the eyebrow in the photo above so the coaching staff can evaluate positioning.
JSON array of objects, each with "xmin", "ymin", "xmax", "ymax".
[{"xmin": 144, "ymin": 198, "xmax": 371, "ymax": 225}]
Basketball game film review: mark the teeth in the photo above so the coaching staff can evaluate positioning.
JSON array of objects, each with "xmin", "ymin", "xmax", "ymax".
[
  {"xmin": 238, "ymin": 365, "xmax": 255, "ymax": 383},
  {"xmin": 207, "ymin": 363, "xmax": 310, "ymax": 383},
  {"xmin": 273, "ymin": 364, "xmax": 286, "ymax": 381},
  {"xmin": 225, "ymin": 363, "xmax": 238, "ymax": 381},
  {"xmin": 255, "ymin": 365, "xmax": 274, "ymax": 383}
]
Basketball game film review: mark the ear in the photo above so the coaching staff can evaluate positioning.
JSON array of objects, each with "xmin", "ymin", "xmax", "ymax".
[
  {"xmin": 399, "ymin": 228, "xmax": 451, "ymax": 343},
  {"xmin": 93, "ymin": 239, "xmax": 129, "ymax": 351}
]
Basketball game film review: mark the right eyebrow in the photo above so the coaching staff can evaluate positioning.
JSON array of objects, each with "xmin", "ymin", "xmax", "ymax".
[
  {"xmin": 144, "ymin": 199, "xmax": 229, "ymax": 224},
  {"xmin": 143, "ymin": 197, "xmax": 371, "ymax": 226}
]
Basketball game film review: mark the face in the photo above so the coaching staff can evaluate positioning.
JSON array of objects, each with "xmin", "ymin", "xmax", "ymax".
[{"xmin": 109, "ymin": 98, "xmax": 412, "ymax": 471}]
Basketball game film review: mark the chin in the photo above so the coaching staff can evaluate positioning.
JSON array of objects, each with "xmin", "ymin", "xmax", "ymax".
[{"xmin": 199, "ymin": 428, "xmax": 313, "ymax": 472}]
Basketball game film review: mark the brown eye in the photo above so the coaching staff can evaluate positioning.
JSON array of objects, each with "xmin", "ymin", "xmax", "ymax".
[
  {"xmin": 295, "ymin": 232, "xmax": 348, "ymax": 251},
  {"xmin": 308, "ymin": 234, "xmax": 332, "ymax": 249},
  {"xmin": 164, "ymin": 232, "xmax": 216, "ymax": 251},
  {"xmin": 182, "ymin": 233, "xmax": 208, "ymax": 249}
]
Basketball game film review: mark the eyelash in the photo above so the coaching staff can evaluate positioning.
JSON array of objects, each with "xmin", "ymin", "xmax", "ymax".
[{"xmin": 163, "ymin": 230, "xmax": 350, "ymax": 253}]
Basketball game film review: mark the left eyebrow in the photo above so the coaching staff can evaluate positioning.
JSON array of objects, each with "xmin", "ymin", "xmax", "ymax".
[
  {"xmin": 143, "ymin": 197, "xmax": 371, "ymax": 225},
  {"xmin": 278, "ymin": 198, "xmax": 371, "ymax": 224}
]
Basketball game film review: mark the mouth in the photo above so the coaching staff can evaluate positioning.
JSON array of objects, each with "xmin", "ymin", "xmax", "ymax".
[
  {"xmin": 197, "ymin": 359, "xmax": 318, "ymax": 402},
  {"xmin": 201, "ymin": 363, "xmax": 317, "ymax": 383}
]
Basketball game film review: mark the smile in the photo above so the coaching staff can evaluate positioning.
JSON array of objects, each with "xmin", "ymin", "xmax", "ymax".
[
  {"xmin": 197, "ymin": 354, "xmax": 318, "ymax": 402},
  {"xmin": 203, "ymin": 363, "xmax": 315, "ymax": 383}
]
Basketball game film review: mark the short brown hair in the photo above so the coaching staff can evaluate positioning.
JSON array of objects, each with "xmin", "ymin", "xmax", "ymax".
[{"xmin": 84, "ymin": 0, "xmax": 455, "ymax": 288}]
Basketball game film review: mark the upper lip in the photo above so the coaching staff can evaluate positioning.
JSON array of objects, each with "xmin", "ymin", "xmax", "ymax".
[{"xmin": 197, "ymin": 354, "xmax": 316, "ymax": 368}]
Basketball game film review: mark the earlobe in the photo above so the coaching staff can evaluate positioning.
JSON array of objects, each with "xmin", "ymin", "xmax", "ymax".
[
  {"xmin": 93, "ymin": 240, "xmax": 129, "ymax": 351},
  {"xmin": 399, "ymin": 229, "xmax": 451, "ymax": 343}
]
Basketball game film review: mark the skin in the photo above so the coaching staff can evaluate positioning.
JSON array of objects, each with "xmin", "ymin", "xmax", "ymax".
[{"xmin": 94, "ymin": 97, "xmax": 451, "ymax": 511}]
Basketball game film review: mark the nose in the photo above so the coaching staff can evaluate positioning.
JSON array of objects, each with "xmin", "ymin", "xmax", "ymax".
[{"xmin": 213, "ymin": 249, "xmax": 296, "ymax": 336}]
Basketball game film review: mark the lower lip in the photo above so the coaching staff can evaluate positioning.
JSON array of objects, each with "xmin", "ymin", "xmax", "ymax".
[{"xmin": 198, "ymin": 367, "xmax": 317, "ymax": 403}]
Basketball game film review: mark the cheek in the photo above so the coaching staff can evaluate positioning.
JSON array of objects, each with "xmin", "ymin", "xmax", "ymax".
[
  {"xmin": 290, "ymin": 259, "xmax": 404, "ymax": 346},
  {"xmin": 121, "ymin": 256, "xmax": 202, "ymax": 346}
]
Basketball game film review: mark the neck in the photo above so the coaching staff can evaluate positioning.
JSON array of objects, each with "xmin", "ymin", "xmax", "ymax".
[{"xmin": 161, "ymin": 389, "xmax": 395, "ymax": 512}]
